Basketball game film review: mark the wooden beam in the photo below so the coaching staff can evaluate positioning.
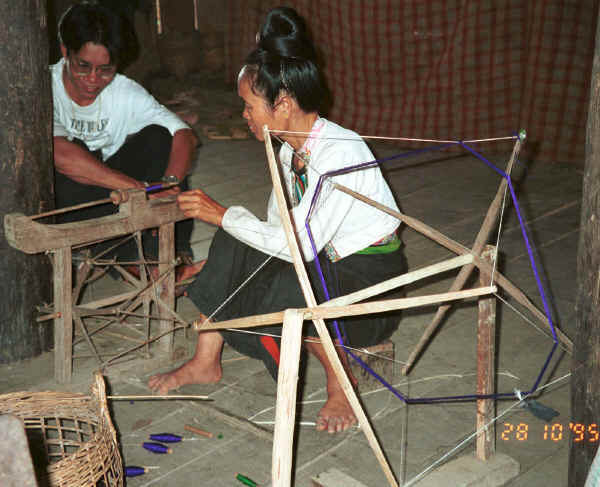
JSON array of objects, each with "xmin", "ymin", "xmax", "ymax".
[
  {"xmin": 4, "ymin": 191, "xmax": 187, "ymax": 254},
  {"xmin": 262, "ymin": 126, "xmax": 399, "ymax": 487},
  {"xmin": 476, "ymin": 245, "xmax": 496, "ymax": 461},
  {"xmin": 272, "ymin": 309, "xmax": 304, "ymax": 487},
  {"xmin": 401, "ymin": 139, "xmax": 521, "ymax": 374},
  {"xmin": 333, "ymin": 183, "xmax": 468, "ymax": 259},
  {"xmin": 331, "ymin": 180, "xmax": 572, "ymax": 357},
  {"xmin": 53, "ymin": 248, "xmax": 72, "ymax": 383},
  {"xmin": 325, "ymin": 253, "xmax": 473, "ymax": 307},
  {"xmin": 158, "ymin": 221, "xmax": 175, "ymax": 352},
  {"xmin": 194, "ymin": 286, "xmax": 497, "ymax": 332},
  {"xmin": 75, "ymin": 290, "xmax": 140, "ymax": 310},
  {"xmin": 489, "ymin": 266, "xmax": 573, "ymax": 353}
]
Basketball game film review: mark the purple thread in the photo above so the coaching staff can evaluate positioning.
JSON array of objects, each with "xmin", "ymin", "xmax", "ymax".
[
  {"xmin": 145, "ymin": 183, "xmax": 165, "ymax": 192},
  {"xmin": 149, "ymin": 433, "xmax": 182, "ymax": 443},
  {"xmin": 300, "ymin": 132, "xmax": 559, "ymax": 404},
  {"xmin": 125, "ymin": 466, "xmax": 147, "ymax": 477},
  {"xmin": 306, "ymin": 143, "xmax": 456, "ymax": 222},
  {"xmin": 142, "ymin": 442, "xmax": 170, "ymax": 454}
]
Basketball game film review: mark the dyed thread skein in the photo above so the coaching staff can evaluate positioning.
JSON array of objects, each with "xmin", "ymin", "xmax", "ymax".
[
  {"xmin": 149, "ymin": 433, "xmax": 182, "ymax": 443},
  {"xmin": 142, "ymin": 442, "xmax": 172, "ymax": 454}
]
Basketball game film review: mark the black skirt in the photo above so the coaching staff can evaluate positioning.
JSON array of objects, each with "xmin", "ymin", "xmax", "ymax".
[{"xmin": 186, "ymin": 228, "xmax": 408, "ymax": 379}]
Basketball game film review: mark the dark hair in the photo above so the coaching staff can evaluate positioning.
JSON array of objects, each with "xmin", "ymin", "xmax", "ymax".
[
  {"xmin": 58, "ymin": 1, "xmax": 128, "ymax": 66},
  {"xmin": 244, "ymin": 6, "xmax": 326, "ymax": 113}
]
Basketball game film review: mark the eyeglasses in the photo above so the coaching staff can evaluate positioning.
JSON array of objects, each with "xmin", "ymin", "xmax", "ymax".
[{"xmin": 68, "ymin": 56, "xmax": 116, "ymax": 80}]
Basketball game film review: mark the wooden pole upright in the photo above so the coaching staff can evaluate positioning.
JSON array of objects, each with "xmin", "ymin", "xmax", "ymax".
[
  {"xmin": 53, "ymin": 247, "xmax": 73, "ymax": 383},
  {"xmin": 262, "ymin": 125, "xmax": 399, "ymax": 487},
  {"xmin": 272, "ymin": 309, "xmax": 304, "ymax": 487},
  {"xmin": 476, "ymin": 245, "xmax": 497, "ymax": 461},
  {"xmin": 569, "ymin": 5, "xmax": 600, "ymax": 484},
  {"xmin": 155, "ymin": 0, "xmax": 162, "ymax": 35},
  {"xmin": 157, "ymin": 222, "xmax": 175, "ymax": 352},
  {"xmin": 0, "ymin": 0, "xmax": 53, "ymax": 365}
]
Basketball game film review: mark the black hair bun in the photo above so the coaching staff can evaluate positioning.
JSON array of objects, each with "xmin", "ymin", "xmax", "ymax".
[{"xmin": 257, "ymin": 6, "xmax": 316, "ymax": 62}]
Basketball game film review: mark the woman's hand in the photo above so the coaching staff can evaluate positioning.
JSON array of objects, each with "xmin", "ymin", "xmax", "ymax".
[{"xmin": 177, "ymin": 189, "xmax": 227, "ymax": 227}]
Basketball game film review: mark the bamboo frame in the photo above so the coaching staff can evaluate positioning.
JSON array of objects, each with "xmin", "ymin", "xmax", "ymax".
[
  {"xmin": 193, "ymin": 254, "xmax": 475, "ymax": 330},
  {"xmin": 272, "ymin": 309, "xmax": 304, "ymax": 486},
  {"xmin": 262, "ymin": 126, "xmax": 399, "ymax": 487},
  {"xmin": 194, "ymin": 286, "xmax": 496, "ymax": 332},
  {"xmin": 332, "ymin": 181, "xmax": 573, "ymax": 357},
  {"xmin": 252, "ymin": 125, "xmax": 571, "ymax": 485}
]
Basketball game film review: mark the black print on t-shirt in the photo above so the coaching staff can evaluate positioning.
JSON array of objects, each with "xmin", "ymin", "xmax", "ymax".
[{"xmin": 70, "ymin": 118, "xmax": 108, "ymax": 135}]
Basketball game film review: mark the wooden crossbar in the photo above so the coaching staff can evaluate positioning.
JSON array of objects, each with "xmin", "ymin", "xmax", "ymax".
[{"xmin": 193, "ymin": 286, "xmax": 496, "ymax": 332}]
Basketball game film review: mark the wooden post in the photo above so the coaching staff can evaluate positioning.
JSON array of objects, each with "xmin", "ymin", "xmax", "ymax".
[
  {"xmin": 157, "ymin": 222, "xmax": 175, "ymax": 352},
  {"xmin": 272, "ymin": 309, "xmax": 304, "ymax": 487},
  {"xmin": 476, "ymin": 245, "xmax": 496, "ymax": 461},
  {"xmin": 53, "ymin": 247, "xmax": 73, "ymax": 383},
  {"xmin": 569, "ymin": 5, "xmax": 600, "ymax": 485},
  {"xmin": 193, "ymin": 0, "xmax": 199, "ymax": 30},
  {"xmin": 155, "ymin": 0, "xmax": 162, "ymax": 35},
  {"xmin": 0, "ymin": 0, "xmax": 54, "ymax": 364},
  {"xmin": 134, "ymin": 231, "xmax": 152, "ymax": 357}
]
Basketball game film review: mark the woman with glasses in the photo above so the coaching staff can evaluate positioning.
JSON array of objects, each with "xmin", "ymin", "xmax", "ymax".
[{"xmin": 51, "ymin": 1, "xmax": 197, "ymax": 265}]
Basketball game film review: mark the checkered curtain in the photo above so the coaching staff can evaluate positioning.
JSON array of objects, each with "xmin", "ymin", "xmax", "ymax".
[{"xmin": 225, "ymin": 0, "xmax": 598, "ymax": 164}]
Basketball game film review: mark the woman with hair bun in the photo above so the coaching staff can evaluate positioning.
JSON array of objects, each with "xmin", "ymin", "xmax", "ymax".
[{"xmin": 149, "ymin": 7, "xmax": 407, "ymax": 434}]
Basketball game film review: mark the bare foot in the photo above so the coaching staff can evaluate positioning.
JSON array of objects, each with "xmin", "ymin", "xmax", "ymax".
[
  {"xmin": 177, "ymin": 259, "xmax": 206, "ymax": 282},
  {"xmin": 124, "ymin": 260, "xmax": 205, "ymax": 285},
  {"xmin": 316, "ymin": 392, "xmax": 358, "ymax": 433},
  {"xmin": 148, "ymin": 358, "xmax": 222, "ymax": 395},
  {"xmin": 304, "ymin": 338, "xmax": 360, "ymax": 434},
  {"xmin": 148, "ymin": 329, "xmax": 224, "ymax": 394}
]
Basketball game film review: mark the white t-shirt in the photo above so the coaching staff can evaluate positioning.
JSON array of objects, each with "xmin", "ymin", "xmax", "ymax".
[
  {"xmin": 222, "ymin": 118, "xmax": 401, "ymax": 263},
  {"xmin": 51, "ymin": 58, "xmax": 189, "ymax": 161}
]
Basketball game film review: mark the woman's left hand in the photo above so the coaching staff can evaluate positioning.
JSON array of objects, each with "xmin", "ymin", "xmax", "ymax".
[{"xmin": 177, "ymin": 189, "xmax": 227, "ymax": 227}]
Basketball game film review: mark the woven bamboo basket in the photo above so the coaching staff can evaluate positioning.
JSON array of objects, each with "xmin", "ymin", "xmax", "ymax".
[{"xmin": 0, "ymin": 372, "xmax": 123, "ymax": 486}]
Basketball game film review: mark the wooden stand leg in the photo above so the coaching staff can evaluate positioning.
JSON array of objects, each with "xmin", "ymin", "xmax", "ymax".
[
  {"xmin": 476, "ymin": 245, "xmax": 497, "ymax": 460},
  {"xmin": 262, "ymin": 125, "xmax": 398, "ymax": 487},
  {"xmin": 134, "ymin": 231, "xmax": 152, "ymax": 357},
  {"xmin": 272, "ymin": 309, "xmax": 304, "ymax": 487},
  {"xmin": 157, "ymin": 222, "xmax": 175, "ymax": 353},
  {"xmin": 54, "ymin": 247, "xmax": 73, "ymax": 383}
]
